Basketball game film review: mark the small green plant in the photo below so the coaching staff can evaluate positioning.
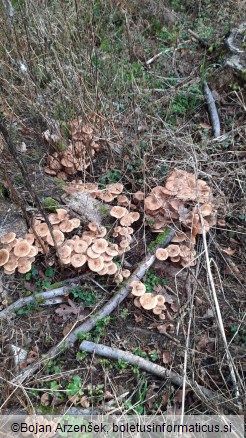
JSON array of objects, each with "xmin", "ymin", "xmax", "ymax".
[
  {"xmin": 76, "ymin": 351, "xmax": 87, "ymax": 362},
  {"xmin": 16, "ymin": 300, "xmax": 41, "ymax": 315},
  {"xmin": 125, "ymin": 378, "xmax": 148, "ymax": 414},
  {"xmin": 87, "ymin": 384, "xmax": 104, "ymax": 402},
  {"xmin": 25, "ymin": 266, "xmax": 55, "ymax": 291},
  {"xmin": 70, "ymin": 286, "xmax": 96, "ymax": 306},
  {"xmin": 66, "ymin": 375, "xmax": 84, "ymax": 397},
  {"xmin": 46, "ymin": 359, "xmax": 62, "ymax": 375},
  {"xmin": 42, "ymin": 197, "xmax": 59, "ymax": 212},
  {"xmin": 99, "ymin": 168, "xmax": 122, "ymax": 186},
  {"xmin": 229, "ymin": 325, "xmax": 246, "ymax": 345},
  {"xmin": 143, "ymin": 269, "xmax": 167, "ymax": 292},
  {"xmin": 120, "ymin": 307, "xmax": 129, "ymax": 320}
]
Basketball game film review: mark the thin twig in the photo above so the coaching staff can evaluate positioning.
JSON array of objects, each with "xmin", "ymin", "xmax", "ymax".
[
  {"xmin": 203, "ymin": 82, "xmax": 221, "ymax": 138},
  {"xmin": 10, "ymin": 229, "xmax": 175, "ymax": 386}
]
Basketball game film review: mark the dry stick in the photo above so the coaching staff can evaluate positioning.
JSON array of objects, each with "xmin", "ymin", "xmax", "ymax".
[
  {"xmin": 199, "ymin": 212, "xmax": 243, "ymax": 412},
  {"xmin": 0, "ymin": 285, "xmax": 76, "ymax": 319},
  {"xmin": 0, "ymin": 273, "xmax": 91, "ymax": 319},
  {"xmin": 188, "ymin": 29, "xmax": 209, "ymax": 49},
  {"xmin": 79, "ymin": 341, "xmax": 237, "ymax": 413},
  {"xmin": 0, "ymin": 121, "xmax": 60, "ymax": 259},
  {"xmin": 11, "ymin": 229, "xmax": 175, "ymax": 386},
  {"xmin": 203, "ymin": 82, "xmax": 221, "ymax": 138}
]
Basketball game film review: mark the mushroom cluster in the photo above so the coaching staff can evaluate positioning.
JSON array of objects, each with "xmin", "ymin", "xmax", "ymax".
[
  {"xmin": 130, "ymin": 280, "xmax": 166, "ymax": 320},
  {"xmin": 44, "ymin": 121, "xmax": 100, "ymax": 179},
  {"xmin": 0, "ymin": 232, "xmax": 38, "ymax": 275},
  {"xmin": 155, "ymin": 240, "xmax": 196, "ymax": 268},
  {"xmin": 145, "ymin": 169, "xmax": 216, "ymax": 267},
  {"xmin": 110, "ymin": 206, "xmax": 140, "ymax": 255},
  {"xmin": 0, "ymin": 209, "xmax": 81, "ymax": 275}
]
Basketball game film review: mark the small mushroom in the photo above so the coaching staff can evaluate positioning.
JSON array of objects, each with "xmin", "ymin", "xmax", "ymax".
[
  {"xmin": 48, "ymin": 213, "xmax": 60, "ymax": 225},
  {"xmin": 106, "ymin": 262, "xmax": 118, "ymax": 275},
  {"xmin": 46, "ymin": 230, "xmax": 64, "ymax": 246},
  {"xmin": 70, "ymin": 253, "xmax": 87, "ymax": 268},
  {"xmin": 166, "ymin": 244, "xmax": 180, "ymax": 258},
  {"xmin": 139, "ymin": 293, "xmax": 158, "ymax": 310},
  {"xmin": 130, "ymin": 280, "xmax": 146, "ymax": 296},
  {"xmin": 14, "ymin": 240, "xmax": 31, "ymax": 257},
  {"xmin": 73, "ymin": 239, "xmax": 88, "ymax": 254},
  {"xmin": 87, "ymin": 247, "xmax": 100, "ymax": 259},
  {"xmin": 70, "ymin": 218, "xmax": 81, "ymax": 229},
  {"xmin": 110, "ymin": 206, "xmax": 128, "ymax": 219},
  {"xmin": 0, "ymin": 249, "xmax": 10, "ymax": 266},
  {"xmin": 59, "ymin": 220, "xmax": 74, "ymax": 233},
  {"xmin": 35, "ymin": 223, "xmax": 49, "ymax": 237},
  {"xmin": 58, "ymin": 245, "xmax": 72, "ymax": 259},
  {"xmin": 122, "ymin": 269, "xmax": 131, "ymax": 278},
  {"xmin": 88, "ymin": 256, "xmax": 104, "ymax": 272},
  {"xmin": 155, "ymin": 248, "xmax": 169, "ymax": 261},
  {"xmin": 17, "ymin": 259, "xmax": 32, "ymax": 274},
  {"xmin": 91, "ymin": 238, "xmax": 108, "ymax": 254},
  {"xmin": 0, "ymin": 232, "xmax": 16, "ymax": 244},
  {"xmin": 56, "ymin": 208, "xmax": 68, "ymax": 221}
]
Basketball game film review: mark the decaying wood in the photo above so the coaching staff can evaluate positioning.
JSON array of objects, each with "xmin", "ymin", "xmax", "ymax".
[
  {"xmin": 203, "ymin": 82, "xmax": 221, "ymax": 138},
  {"xmin": 0, "ymin": 200, "xmax": 27, "ymax": 238},
  {"xmin": 11, "ymin": 228, "xmax": 175, "ymax": 386},
  {"xmin": 61, "ymin": 192, "xmax": 110, "ymax": 225},
  {"xmin": 0, "ymin": 285, "xmax": 74, "ymax": 319}
]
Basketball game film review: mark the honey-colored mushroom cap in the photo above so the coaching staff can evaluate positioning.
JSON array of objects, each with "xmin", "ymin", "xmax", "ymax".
[
  {"xmin": 0, "ymin": 249, "xmax": 10, "ymax": 266},
  {"xmin": 14, "ymin": 240, "xmax": 31, "ymax": 257},
  {"xmin": 0, "ymin": 232, "xmax": 16, "ymax": 244},
  {"xmin": 110, "ymin": 206, "xmax": 128, "ymax": 219},
  {"xmin": 139, "ymin": 293, "xmax": 158, "ymax": 310},
  {"xmin": 155, "ymin": 248, "xmax": 169, "ymax": 261},
  {"xmin": 130, "ymin": 280, "xmax": 146, "ymax": 296}
]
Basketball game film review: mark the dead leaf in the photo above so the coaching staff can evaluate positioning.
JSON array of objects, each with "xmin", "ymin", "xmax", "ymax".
[
  {"xmin": 162, "ymin": 350, "xmax": 172, "ymax": 364},
  {"xmin": 157, "ymin": 323, "xmax": 175, "ymax": 335},
  {"xmin": 68, "ymin": 395, "xmax": 79, "ymax": 404},
  {"xmin": 104, "ymin": 391, "xmax": 114, "ymax": 401},
  {"xmin": 26, "ymin": 347, "xmax": 39, "ymax": 364},
  {"xmin": 40, "ymin": 393, "xmax": 50, "ymax": 407},
  {"xmin": 199, "ymin": 122, "xmax": 211, "ymax": 129},
  {"xmin": 170, "ymin": 302, "xmax": 179, "ymax": 313},
  {"xmin": 217, "ymin": 219, "xmax": 226, "ymax": 226},
  {"xmin": 80, "ymin": 395, "xmax": 90, "ymax": 408},
  {"xmin": 222, "ymin": 247, "xmax": 236, "ymax": 256},
  {"xmin": 55, "ymin": 303, "xmax": 80, "ymax": 320},
  {"xmin": 174, "ymin": 388, "xmax": 191, "ymax": 404},
  {"xmin": 197, "ymin": 334, "xmax": 209, "ymax": 351},
  {"xmin": 134, "ymin": 313, "xmax": 144, "ymax": 323}
]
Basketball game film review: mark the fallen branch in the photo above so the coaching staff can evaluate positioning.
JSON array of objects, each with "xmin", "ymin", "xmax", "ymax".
[
  {"xmin": 10, "ymin": 228, "xmax": 175, "ymax": 386},
  {"xmin": 203, "ymin": 82, "xmax": 221, "ymax": 138},
  {"xmin": 80, "ymin": 340, "xmax": 240, "ymax": 413},
  {"xmin": 0, "ymin": 275, "xmax": 91, "ymax": 319},
  {"xmin": 0, "ymin": 286, "xmax": 71, "ymax": 319}
]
